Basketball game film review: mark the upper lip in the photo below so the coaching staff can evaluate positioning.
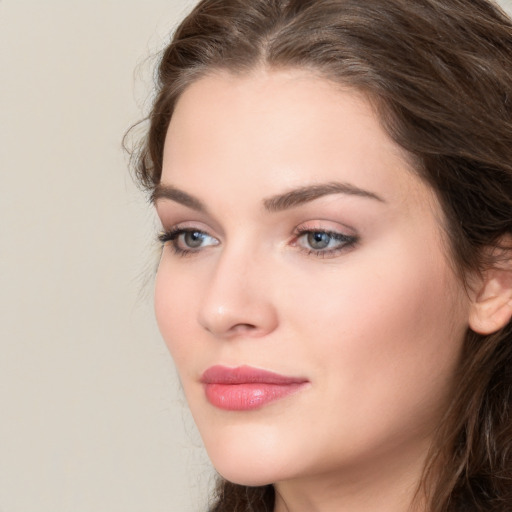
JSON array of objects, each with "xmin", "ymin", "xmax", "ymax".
[{"xmin": 201, "ymin": 365, "xmax": 308, "ymax": 385}]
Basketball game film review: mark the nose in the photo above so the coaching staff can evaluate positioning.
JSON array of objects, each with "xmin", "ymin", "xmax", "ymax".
[{"xmin": 197, "ymin": 247, "xmax": 279, "ymax": 339}]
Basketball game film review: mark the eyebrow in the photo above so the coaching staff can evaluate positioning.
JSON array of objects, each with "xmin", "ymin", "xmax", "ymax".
[
  {"xmin": 263, "ymin": 181, "xmax": 385, "ymax": 212},
  {"xmin": 152, "ymin": 184, "xmax": 207, "ymax": 212},
  {"xmin": 152, "ymin": 181, "xmax": 385, "ymax": 212}
]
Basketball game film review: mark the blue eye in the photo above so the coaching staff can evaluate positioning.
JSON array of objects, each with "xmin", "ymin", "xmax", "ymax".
[
  {"xmin": 159, "ymin": 228, "xmax": 219, "ymax": 255},
  {"xmin": 182, "ymin": 230, "xmax": 207, "ymax": 248},
  {"xmin": 306, "ymin": 232, "xmax": 333, "ymax": 250},
  {"xmin": 296, "ymin": 229, "xmax": 357, "ymax": 257}
]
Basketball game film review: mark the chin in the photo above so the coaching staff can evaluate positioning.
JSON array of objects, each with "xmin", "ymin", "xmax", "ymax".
[
  {"xmin": 197, "ymin": 421, "xmax": 295, "ymax": 487},
  {"xmin": 204, "ymin": 442, "xmax": 279, "ymax": 486}
]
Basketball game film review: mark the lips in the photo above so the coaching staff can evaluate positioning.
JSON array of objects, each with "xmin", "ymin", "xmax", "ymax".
[{"xmin": 200, "ymin": 365, "xmax": 309, "ymax": 411}]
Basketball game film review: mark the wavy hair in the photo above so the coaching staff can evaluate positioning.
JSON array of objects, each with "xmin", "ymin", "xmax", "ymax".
[{"xmin": 129, "ymin": 0, "xmax": 512, "ymax": 510}]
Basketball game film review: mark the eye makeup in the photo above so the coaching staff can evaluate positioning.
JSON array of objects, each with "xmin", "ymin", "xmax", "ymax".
[
  {"xmin": 158, "ymin": 223, "xmax": 359, "ymax": 260},
  {"xmin": 292, "ymin": 227, "xmax": 358, "ymax": 258},
  {"xmin": 158, "ymin": 227, "xmax": 219, "ymax": 257}
]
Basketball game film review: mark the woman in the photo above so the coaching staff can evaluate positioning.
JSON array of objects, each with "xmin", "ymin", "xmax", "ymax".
[{"xmin": 130, "ymin": 0, "xmax": 512, "ymax": 510}]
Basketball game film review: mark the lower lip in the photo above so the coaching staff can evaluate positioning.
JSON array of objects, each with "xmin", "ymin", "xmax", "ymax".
[{"xmin": 204, "ymin": 382, "xmax": 307, "ymax": 411}]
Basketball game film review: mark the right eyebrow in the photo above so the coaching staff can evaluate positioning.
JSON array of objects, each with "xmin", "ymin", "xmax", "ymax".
[{"xmin": 151, "ymin": 184, "xmax": 207, "ymax": 213}]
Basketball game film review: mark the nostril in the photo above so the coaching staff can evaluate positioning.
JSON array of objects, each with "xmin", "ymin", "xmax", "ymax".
[{"xmin": 231, "ymin": 323, "xmax": 258, "ymax": 334}]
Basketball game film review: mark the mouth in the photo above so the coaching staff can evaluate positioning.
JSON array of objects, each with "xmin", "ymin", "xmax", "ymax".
[{"xmin": 200, "ymin": 365, "xmax": 309, "ymax": 411}]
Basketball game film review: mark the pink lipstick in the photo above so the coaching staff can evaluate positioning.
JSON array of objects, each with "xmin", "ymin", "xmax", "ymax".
[{"xmin": 201, "ymin": 365, "xmax": 308, "ymax": 411}]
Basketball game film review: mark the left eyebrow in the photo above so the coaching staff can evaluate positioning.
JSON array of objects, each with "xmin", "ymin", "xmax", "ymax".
[{"xmin": 263, "ymin": 182, "xmax": 386, "ymax": 212}]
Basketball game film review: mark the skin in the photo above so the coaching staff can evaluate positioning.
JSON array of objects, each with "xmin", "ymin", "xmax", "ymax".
[{"xmin": 154, "ymin": 68, "xmax": 472, "ymax": 512}]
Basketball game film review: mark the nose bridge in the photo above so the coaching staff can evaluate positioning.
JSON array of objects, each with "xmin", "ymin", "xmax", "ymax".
[{"xmin": 198, "ymin": 239, "xmax": 277, "ymax": 338}]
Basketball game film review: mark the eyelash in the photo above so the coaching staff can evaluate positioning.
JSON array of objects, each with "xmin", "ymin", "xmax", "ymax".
[
  {"xmin": 158, "ymin": 227, "xmax": 358, "ymax": 258},
  {"xmin": 158, "ymin": 227, "xmax": 215, "ymax": 257},
  {"xmin": 292, "ymin": 227, "xmax": 358, "ymax": 258}
]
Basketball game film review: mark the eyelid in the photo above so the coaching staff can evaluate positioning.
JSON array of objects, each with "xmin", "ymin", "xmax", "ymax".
[
  {"xmin": 155, "ymin": 203, "xmax": 225, "ymax": 239},
  {"xmin": 291, "ymin": 222, "xmax": 359, "ymax": 258},
  {"xmin": 294, "ymin": 219, "xmax": 357, "ymax": 236},
  {"xmin": 158, "ymin": 223, "xmax": 220, "ymax": 257}
]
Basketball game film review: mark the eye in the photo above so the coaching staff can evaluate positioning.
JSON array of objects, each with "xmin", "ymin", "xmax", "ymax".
[
  {"xmin": 306, "ymin": 232, "xmax": 334, "ymax": 250},
  {"xmin": 158, "ymin": 227, "xmax": 219, "ymax": 256},
  {"xmin": 181, "ymin": 230, "xmax": 208, "ymax": 248},
  {"xmin": 294, "ymin": 228, "xmax": 358, "ymax": 258}
]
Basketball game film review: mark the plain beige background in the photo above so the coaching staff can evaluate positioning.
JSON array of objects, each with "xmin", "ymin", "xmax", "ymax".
[
  {"xmin": 0, "ymin": 1, "xmax": 212, "ymax": 511},
  {"xmin": 1, "ymin": 1, "xmax": 511, "ymax": 511}
]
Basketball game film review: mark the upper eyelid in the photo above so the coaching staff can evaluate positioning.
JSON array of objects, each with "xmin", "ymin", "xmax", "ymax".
[
  {"xmin": 160, "ymin": 220, "xmax": 216, "ymax": 235},
  {"xmin": 160, "ymin": 226, "xmax": 217, "ymax": 239},
  {"xmin": 161, "ymin": 222, "xmax": 355, "ymax": 237},
  {"xmin": 160, "ymin": 221, "xmax": 358, "ymax": 243},
  {"xmin": 294, "ymin": 220, "xmax": 357, "ymax": 236},
  {"xmin": 157, "ymin": 211, "xmax": 225, "ymax": 238}
]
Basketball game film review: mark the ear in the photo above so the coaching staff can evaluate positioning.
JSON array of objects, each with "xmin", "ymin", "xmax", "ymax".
[{"xmin": 469, "ymin": 240, "xmax": 512, "ymax": 335}]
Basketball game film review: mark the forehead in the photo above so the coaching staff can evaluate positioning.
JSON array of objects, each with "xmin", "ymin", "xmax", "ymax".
[{"xmin": 162, "ymin": 68, "xmax": 433, "ymax": 210}]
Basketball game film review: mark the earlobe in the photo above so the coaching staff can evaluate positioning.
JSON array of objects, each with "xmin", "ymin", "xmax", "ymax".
[{"xmin": 469, "ymin": 249, "xmax": 512, "ymax": 335}]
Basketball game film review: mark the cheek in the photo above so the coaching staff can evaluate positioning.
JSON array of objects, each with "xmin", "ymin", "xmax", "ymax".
[
  {"xmin": 288, "ymin": 236, "xmax": 467, "ymax": 419},
  {"xmin": 154, "ymin": 260, "xmax": 200, "ymax": 376}
]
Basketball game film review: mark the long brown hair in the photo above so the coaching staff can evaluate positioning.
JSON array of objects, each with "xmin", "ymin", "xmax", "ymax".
[{"xmin": 129, "ymin": 0, "xmax": 512, "ymax": 510}]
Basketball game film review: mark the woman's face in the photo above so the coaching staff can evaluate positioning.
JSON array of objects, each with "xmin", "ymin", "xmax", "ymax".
[{"xmin": 154, "ymin": 69, "xmax": 471, "ymax": 488}]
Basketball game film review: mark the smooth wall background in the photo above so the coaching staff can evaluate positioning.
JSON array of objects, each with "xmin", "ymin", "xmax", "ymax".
[
  {"xmin": 1, "ymin": 1, "xmax": 512, "ymax": 511},
  {"xmin": 0, "ymin": 2, "xmax": 212, "ymax": 512}
]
